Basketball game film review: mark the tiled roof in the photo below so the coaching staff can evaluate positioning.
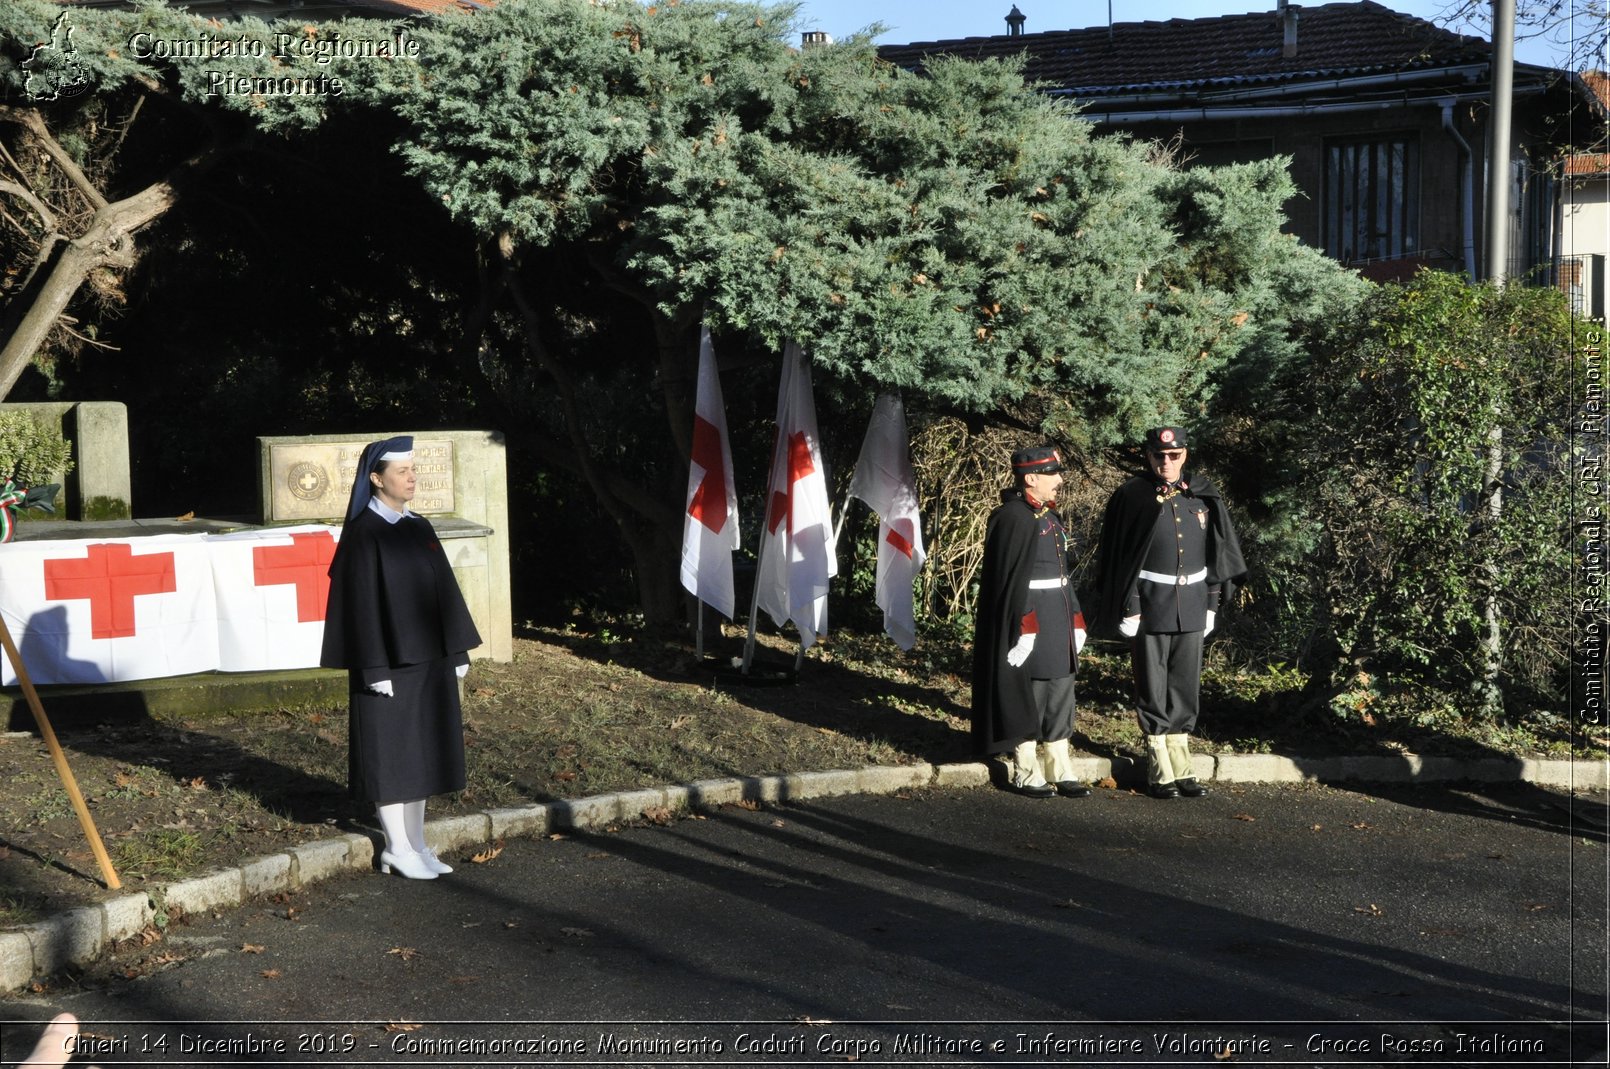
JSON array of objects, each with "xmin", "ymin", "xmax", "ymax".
[
  {"xmin": 1566, "ymin": 152, "xmax": 1610, "ymax": 175},
  {"xmin": 878, "ymin": 0, "xmax": 1494, "ymax": 96},
  {"xmin": 1583, "ymin": 70, "xmax": 1610, "ymax": 113}
]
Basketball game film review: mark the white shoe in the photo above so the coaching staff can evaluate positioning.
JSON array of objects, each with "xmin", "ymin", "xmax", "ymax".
[
  {"xmin": 379, "ymin": 849, "xmax": 438, "ymax": 880},
  {"xmin": 421, "ymin": 848, "xmax": 453, "ymax": 875}
]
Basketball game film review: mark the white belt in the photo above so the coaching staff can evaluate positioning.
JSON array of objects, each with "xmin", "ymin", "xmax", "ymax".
[
  {"xmin": 1138, "ymin": 568, "xmax": 1207, "ymax": 586},
  {"xmin": 1027, "ymin": 577, "xmax": 1067, "ymax": 589}
]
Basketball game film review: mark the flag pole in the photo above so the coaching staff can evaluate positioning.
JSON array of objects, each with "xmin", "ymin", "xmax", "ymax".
[
  {"xmin": 741, "ymin": 530, "xmax": 767, "ymax": 674},
  {"xmin": 695, "ymin": 599, "xmax": 705, "ymax": 662},
  {"xmin": 0, "ymin": 614, "xmax": 121, "ymax": 890}
]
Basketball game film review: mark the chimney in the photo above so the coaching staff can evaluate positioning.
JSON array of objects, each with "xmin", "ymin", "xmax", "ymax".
[
  {"xmin": 1005, "ymin": 5, "xmax": 1026, "ymax": 37},
  {"xmin": 801, "ymin": 30, "xmax": 833, "ymax": 49},
  {"xmin": 1282, "ymin": 3, "xmax": 1300, "ymax": 58}
]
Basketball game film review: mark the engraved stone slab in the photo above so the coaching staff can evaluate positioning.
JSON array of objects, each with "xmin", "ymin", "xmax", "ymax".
[{"xmin": 268, "ymin": 439, "xmax": 455, "ymax": 521}]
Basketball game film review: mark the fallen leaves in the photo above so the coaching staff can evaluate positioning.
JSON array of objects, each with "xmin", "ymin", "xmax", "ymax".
[
  {"xmin": 641, "ymin": 805, "xmax": 674, "ymax": 826},
  {"xmin": 1232, "ymin": 813, "xmax": 1256, "ymax": 822},
  {"xmin": 1095, "ymin": 776, "xmax": 1118, "ymax": 790},
  {"xmin": 240, "ymin": 943, "xmax": 265, "ymax": 954},
  {"xmin": 470, "ymin": 840, "xmax": 505, "ymax": 864},
  {"xmin": 1350, "ymin": 821, "xmax": 1373, "ymax": 830},
  {"xmin": 387, "ymin": 946, "xmax": 419, "ymax": 961},
  {"xmin": 260, "ymin": 968, "xmax": 281, "ymax": 979},
  {"xmin": 384, "ymin": 1021, "xmax": 422, "ymax": 1034},
  {"xmin": 1353, "ymin": 903, "xmax": 1384, "ymax": 916}
]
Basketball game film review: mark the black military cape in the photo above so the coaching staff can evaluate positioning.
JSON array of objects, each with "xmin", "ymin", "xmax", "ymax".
[
  {"xmin": 1091, "ymin": 472, "xmax": 1247, "ymax": 637},
  {"xmin": 971, "ymin": 492, "xmax": 1048, "ymax": 756},
  {"xmin": 321, "ymin": 508, "xmax": 482, "ymax": 803}
]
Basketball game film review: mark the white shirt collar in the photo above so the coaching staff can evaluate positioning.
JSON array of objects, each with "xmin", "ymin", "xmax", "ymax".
[{"xmin": 367, "ymin": 495, "xmax": 411, "ymax": 525}]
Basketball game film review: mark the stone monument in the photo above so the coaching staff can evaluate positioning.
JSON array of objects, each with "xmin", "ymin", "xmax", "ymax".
[{"xmin": 258, "ymin": 431, "xmax": 512, "ymax": 663}]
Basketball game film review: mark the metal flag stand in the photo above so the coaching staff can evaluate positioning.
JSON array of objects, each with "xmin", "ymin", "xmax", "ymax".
[{"xmin": 0, "ymin": 613, "xmax": 121, "ymax": 890}]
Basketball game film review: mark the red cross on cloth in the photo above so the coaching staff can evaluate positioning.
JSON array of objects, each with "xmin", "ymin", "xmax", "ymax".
[
  {"xmin": 43, "ymin": 543, "xmax": 177, "ymax": 640},
  {"xmin": 766, "ymin": 431, "xmax": 815, "ymax": 535},
  {"xmin": 686, "ymin": 414, "xmax": 729, "ymax": 534},
  {"xmin": 252, "ymin": 531, "xmax": 337, "ymax": 622},
  {"xmin": 884, "ymin": 517, "xmax": 916, "ymax": 560}
]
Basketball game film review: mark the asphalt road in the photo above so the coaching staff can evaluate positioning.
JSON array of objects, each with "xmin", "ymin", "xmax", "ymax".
[{"xmin": 1, "ymin": 781, "xmax": 1605, "ymax": 1067}]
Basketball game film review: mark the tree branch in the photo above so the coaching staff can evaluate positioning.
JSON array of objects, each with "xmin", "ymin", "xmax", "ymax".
[{"xmin": 0, "ymin": 105, "xmax": 109, "ymax": 212}]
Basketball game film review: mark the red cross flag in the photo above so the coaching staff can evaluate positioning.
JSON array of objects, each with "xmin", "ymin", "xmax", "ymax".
[
  {"xmin": 206, "ymin": 525, "xmax": 339, "ymax": 671},
  {"xmin": 848, "ymin": 393, "xmax": 926, "ymax": 651},
  {"xmin": 0, "ymin": 535, "xmax": 219, "ymax": 685},
  {"xmin": 679, "ymin": 326, "xmax": 740, "ymax": 619},
  {"xmin": 755, "ymin": 342, "xmax": 837, "ymax": 650}
]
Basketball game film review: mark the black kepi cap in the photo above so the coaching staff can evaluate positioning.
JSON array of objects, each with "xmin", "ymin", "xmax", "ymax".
[
  {"xmin": 1144, "ymin": 426, "xmax": 1190, "ymax": 452},
  {"xmin": 1011, "ymin": 445, "xmax": 1064, "ymax": 475}
]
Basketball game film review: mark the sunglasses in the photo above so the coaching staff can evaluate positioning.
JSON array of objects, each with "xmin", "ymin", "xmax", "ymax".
[{"xmin": 1150, "ymin": 450, "xmax": 1186, "ymax": 461}]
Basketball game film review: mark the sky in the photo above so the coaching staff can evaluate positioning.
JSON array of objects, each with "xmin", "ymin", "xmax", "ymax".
[{"xmin": 790, "ymin": 0, "xmax": 1605, "ymax": 72}]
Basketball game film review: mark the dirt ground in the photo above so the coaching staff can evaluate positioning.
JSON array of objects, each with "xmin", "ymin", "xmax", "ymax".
[{"xmin": 0, "ymin": 623, "xmax": 1594, "ymax": 935}]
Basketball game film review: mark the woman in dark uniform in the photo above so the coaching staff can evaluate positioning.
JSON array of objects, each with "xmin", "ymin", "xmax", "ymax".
[{"xmin": 321, "ymin": 436, "xmax": 481, "ymax": 880}]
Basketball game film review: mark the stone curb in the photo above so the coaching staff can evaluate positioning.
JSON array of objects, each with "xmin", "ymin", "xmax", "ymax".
[{"xmin": 2, "ymin": 754, "xmax": 1604, "ymax": 992}]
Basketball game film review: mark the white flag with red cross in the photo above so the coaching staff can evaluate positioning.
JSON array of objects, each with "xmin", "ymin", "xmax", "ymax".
[
  {"xmin": 848, "ymin": 393, "xmax": 926, "ymax": 651},
  {"xmin": 755, "ymin": 341, "xmax": 837, "ymax": 649},
  {"xmin": 206, "ymin": 525, "xmax": 340, "ymax": 672},
  {"xmin": 0, "ymin": 535, "xmax": 220, "ymax": 685},
  {"xmin": 679, "ymin": 326, "xmax": 741, "ymax": 619}
]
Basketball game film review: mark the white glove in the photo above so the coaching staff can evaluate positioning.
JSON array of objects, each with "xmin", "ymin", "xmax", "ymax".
[
  {"xmin": 1074, "ymin": 628, "xmax": 1087, "ymax": 655},
  {"xmin": 1119, "ymin": 615, "xmax": 1141, "ymax": 638},
  {"xmin": 370, "ymin": 679, "xmax": 394, "ymax": 697},
  {"xmin": 455, "ymin": 663, "xmax": 469, "ymax": 679},
  {"xmin": 1204, "ymin": 610, "xmax": 1216, "ymax": 636},
  {"xmin": 1006, "ymin": 632, "xmax": 1036, "ymax": 667}
]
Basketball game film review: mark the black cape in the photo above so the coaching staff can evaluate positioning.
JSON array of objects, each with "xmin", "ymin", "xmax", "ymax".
[
  {"xmin": 321, "ymin": 508, "xmax": 483, "ymax": 804},
  {"xmin": 971, "ymin": 491, "xmax": 1052, "ymax": 756},
  {"xmin": 1091, "ymin": 472, "xmax": 1247, "ymax": 637},
  {"xmin": 321, "ymin": 508, "xmax": 481, "ymax": 675}
]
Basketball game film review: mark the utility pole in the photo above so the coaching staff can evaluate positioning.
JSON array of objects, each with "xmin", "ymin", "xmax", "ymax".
[
  {"xmin": 1477, "ymin": 0, "xmax": 1517, "ymax": 718},
  {"xmin": 1485, "ymin": 0, "xmax": 1516, "ymax": 285}
]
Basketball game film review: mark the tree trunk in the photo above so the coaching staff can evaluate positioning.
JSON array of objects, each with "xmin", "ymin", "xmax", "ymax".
[
  {"xmin": 501, "ymin": 261, "xmax": 686, "ymax": 625},
  {"xmin": 0, "ymin": 105, "xmax": 220, "ymax": 399},
  {"xmin": 1476, "ymin": 424, "xmax": 1504, "ymax": 716}
]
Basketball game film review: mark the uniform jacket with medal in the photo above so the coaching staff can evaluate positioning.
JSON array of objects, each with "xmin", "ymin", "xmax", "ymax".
[
  {"xmin": 1092, "ymin": 470, "xmax": 1246, "ymax": 637},
  {"xmin": 971, "ymin": 489, "xmax": 1086, "ymax": 755}
]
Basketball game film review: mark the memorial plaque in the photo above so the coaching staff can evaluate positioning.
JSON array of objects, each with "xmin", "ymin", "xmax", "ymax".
[{"xmin": 269, "ymin": 439, "xmax": 455, "ymax": 521}]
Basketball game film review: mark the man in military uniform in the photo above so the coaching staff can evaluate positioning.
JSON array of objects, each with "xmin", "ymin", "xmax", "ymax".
[
  {"xmin": 972, "ymin": 446, "xmax": 1092, "ymax": 799},
  {"xmin": 1094, "ymin": 427, "xmax": 1245, "ymax": 799}
]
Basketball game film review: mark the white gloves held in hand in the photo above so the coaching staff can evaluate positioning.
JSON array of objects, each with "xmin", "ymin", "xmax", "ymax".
[
  {"xmin": 456, "ymin": 663, "xmax": 469, "ymax": 679},
  {"xmin": 1006, "ymin": 632, "xmax": 1036, "ymax": 667},
  {"xmin": 1205, "ymin": 610, "xmax": 1216, "ymax": 636},
  {"xmin": 1119, "ymin": 615, "xmax": 1141, "ymax": 638},
  {"xmin": 1074, "ymin": 628, "xmax": 1087, "ymax": 655}
]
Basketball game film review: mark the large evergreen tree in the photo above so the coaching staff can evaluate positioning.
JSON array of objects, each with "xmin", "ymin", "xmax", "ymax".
[{"xmin": 373, "ymin": 0, "xmax": 1358, "ymax": 619}]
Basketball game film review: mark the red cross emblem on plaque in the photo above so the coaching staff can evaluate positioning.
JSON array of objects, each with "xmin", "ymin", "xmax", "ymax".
[
  {"xmin": 43, "ymin": 543, "xmax": 177, "ymax": 640},
  {"xmin": 252, "ymin": 531, "xmax": 337, "ymax": 623}
]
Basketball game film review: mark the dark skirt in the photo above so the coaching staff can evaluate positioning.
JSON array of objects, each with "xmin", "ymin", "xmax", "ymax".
[{"xmin": 347, "ymin": 657, "xmax": 466, "ymax": 805}]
